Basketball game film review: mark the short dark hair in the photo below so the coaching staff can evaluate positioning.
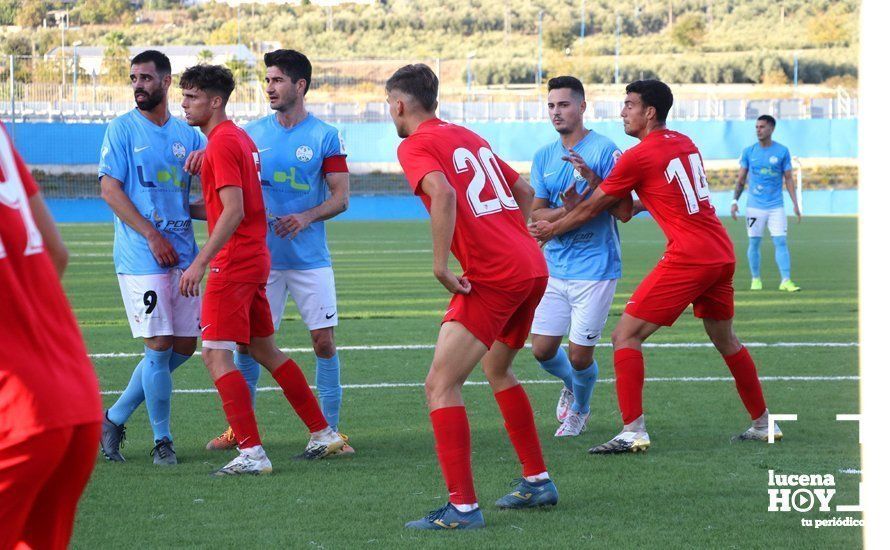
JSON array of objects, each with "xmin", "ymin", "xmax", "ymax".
[
  {"xmin": 757, "ymin": 114, "xmax": 777, "ymax": 127},
  {"xmin": 385, "ymin": 64, "xmax": 438, "ymax": 112},
  {"xmin": 548, "ymin": 76, "xmax": 585, "ymax": 101},
  {"xmin": 264, "ymin": 49, "xmax": 312, "ymax": 92},
  {"xmin": 131, "ymin": 50, "xmax": 171, "ymax": 76},
  {"xmin": 625, "ymin": 79, "xmax": 673, "ymax": 123},
  {"xmin": 179, "ymin": 64, "xmax": 236, "ymax": 104}
]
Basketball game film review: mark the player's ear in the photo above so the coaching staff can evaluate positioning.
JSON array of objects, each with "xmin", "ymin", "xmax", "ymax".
[
  {"xmin": 580, "ymin": 100, "xmax": 587, "ymax": 115},
  {"xmin": 162, "ymin": 73, "xmax": 172, "ymax": 90}
]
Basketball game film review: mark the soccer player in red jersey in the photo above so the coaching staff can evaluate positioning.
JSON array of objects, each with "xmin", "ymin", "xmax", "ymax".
[
  {"xmin": 0, "ymin": 124, "xmax": 103, "ymax": 548},
  {"xmin": 386, "ymin": 64, "xmax": 557, "ymax": 530},
  {"xmin": 178, "ymin": 64, "xmax": 343, "ymax": 475},
  {"xmin": 531, "ymin": 80, "xmax": 782, "ymax": 454}
]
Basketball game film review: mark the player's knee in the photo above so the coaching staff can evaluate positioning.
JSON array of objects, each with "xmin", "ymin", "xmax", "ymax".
[
  {"xmin": 236, "ymin": 344, "xmax": 249, "ymax": 354},
  {"xmin": 531, "ymin": 342, "xmax": 557, "ymax": 362},
  {"xmin": 569, "ymin": 348, "xmax": 594, "ymax": 370},
  {"xmin": 313, "ymin": 338, "xmax": 336, "ymax": 359},
  {"xmin": 145, "ymin": 336, "xmax": 173, "ymax": 352}
]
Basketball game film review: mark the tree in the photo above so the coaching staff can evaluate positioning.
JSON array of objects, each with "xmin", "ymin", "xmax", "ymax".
[
  {"xmin": 76, "ymin": 0, "xmax": 132, "ymax": 24},
  {"xmin": 671, "ymin": 13, "xmax": 706, "ymax": 48},
  {"xmin": 15, "ymin": 0, "xmax": 47, "ymax": 28},
  {"xmin": 103, "ymin": 31, "xmax": 131, "ymax": 82},
  {"xmin": 197, "ymin": 49, "xmax": 214, "ymax": 63}
]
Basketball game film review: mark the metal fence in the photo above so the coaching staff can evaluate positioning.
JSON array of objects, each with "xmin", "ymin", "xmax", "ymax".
[{"xmin": 0, "ymin": 54, "xmax": 859, "ymax": 123}]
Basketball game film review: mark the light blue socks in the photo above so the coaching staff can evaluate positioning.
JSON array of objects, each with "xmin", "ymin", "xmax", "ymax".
[
  {"xmin": 316, "ymin": 354, "xmax": 342, "ymax": 432},
  {"xmin": 747, "ymin": 236, "xmax": 763, "ymax": 279},
  {"xmin": 235, "ymin": 351, "xmax": 262, "ymax": 405},
  {"xmin": 570, "ymin": 361, "xmax": 599, "ymax": 415},
  {"xmin": 773, "ymin": 235, "xmax": 792, "ymax": 280},
  {"xmin": 538, "ymin": 347, "xmax": 574, "ymax": 390},
  {"xmin": 140, "ymin": 346, "xmax": 174, "ymax": 442}
]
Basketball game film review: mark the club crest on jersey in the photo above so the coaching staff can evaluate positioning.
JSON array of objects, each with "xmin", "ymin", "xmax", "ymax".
[
  {"xmin": 769, "ymin": 156, "xmax": 779, "ymax": 164},
  {"xmin": 613, "ymin": 150, "xmax": 622, "ymax": 163},
  {"xmin": 295, "ymin": 145, "xmax": 314, "ymax": 162},
  {"xmin": 172, "ymin": 142, "xmax": 186, "ymax": 160},
  {"xmin": 573, "ymin": 169, "xmax": 585, "ymax": 182}
]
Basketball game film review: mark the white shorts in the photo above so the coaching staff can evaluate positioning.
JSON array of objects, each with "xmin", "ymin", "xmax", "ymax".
[
  {"xmin": 117, "ymin": 269, "xmax": 201, "ymax": 339},
  {"xmin": 267, "ymin": 267, "xmax": 338, "ymax": 331},
  {"xmin": 530, "ymin": 277, "xmax": 618, "ymax": 347},
  {"xmin": 746, "ymin": 206, "xmax": 787, "ymax": 238}
]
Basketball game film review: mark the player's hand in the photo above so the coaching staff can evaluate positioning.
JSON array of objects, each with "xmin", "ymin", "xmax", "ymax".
[
  {"xmin": 434, "ymin": 268, "xmax": 471, "ymax": 295},
  {"xmin": 184, "ymin": 149, "xmax": 205, "ymax": 175},
  {"xmin": 794, "ymin": 204, "xmax": 802, "ymax": 223},
  {"xmin": 560, "ymin": 185, "xmax": 592, "ymax": 213},
  {"xmin": 273, "ymin": 213, "xmax": 312, "ymax": 239},
  {"xmin": 561, "ymin": 149, "xmax": 601, "ymax": 188},
  {"xmin": 632, "ymin": 200, "xmax": 647, "ymax": 216},
  {"xmin": 147, "ymin": 231, "xmax": 178, "ymax": 267},
  {"xmin": 179, "ymin": 261, "xmax": 206, "ymax": 297},
  {"xmin": 529, "ymin": 220, "xmax": 555, "ymax": 244},
  {"xmin": 730, "ymin": 202, "xmax": 739, "ymax": 220}
]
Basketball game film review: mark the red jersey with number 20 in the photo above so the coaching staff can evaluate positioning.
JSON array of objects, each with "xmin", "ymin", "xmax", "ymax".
[
  {"xmin": 599, "ymin": 129, "xmax": 735, "ymax": 266},
  {"xmin": 0, "ymin": 126, "xmax": 102, "ymax": 444},
  {"xmin": 201, "ymin": 120, "xmax": 270, "ymax": 283},
  {"xmin": 397, "ymin": 119, "xmax": 547, "ymax": 284}
]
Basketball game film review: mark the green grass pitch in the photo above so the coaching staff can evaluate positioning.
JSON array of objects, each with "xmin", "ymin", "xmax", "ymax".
[{"xmin": 62, "ymin": 216, "xmax": 860, "ymax": 548}]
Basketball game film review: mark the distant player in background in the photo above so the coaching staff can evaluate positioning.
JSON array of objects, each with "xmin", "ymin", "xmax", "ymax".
[
  {"xmin": 98, "ymin": 50, "xmax": 206, "ymax": 465},
  {"xmin": 388, "ymin": 64, "xmax": 557, "ymax": 531},
  {"xmin": 179, "ymin": 64, "xmax": 342, "ymax": 475},
  {"xmin": 531, "ymin": 80, "xmax": 782, "ymax": 454},
  {"xmin": 0, "ymin": 123, "xmax": 103, "ymax": 548},
  {"xmin": 731, "ymin": 115, "xmax": 802, "ymax": 292},
  {"xmin": 206, "ymin": 49, "xmax": 353, "ymax": 455},
  {"xmin": 529, "ymin": 76, "xmax": 630, "ymax": 438}
]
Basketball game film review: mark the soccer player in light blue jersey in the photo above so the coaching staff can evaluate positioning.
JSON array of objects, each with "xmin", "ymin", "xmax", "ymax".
[
  {"xmin": 205, "ymin": 50, "xmax": 353, "ymax": 455},
  {"xmin": 731, "ymin": 115, "xmax": 802, "ymax": 292},
  {"xmin": 98, "ymin": 50, "xmax": 206, "ymax": 465},
  {"xmin": 529, "ymin": 76, "xmax": 631, "ymax": 438}
]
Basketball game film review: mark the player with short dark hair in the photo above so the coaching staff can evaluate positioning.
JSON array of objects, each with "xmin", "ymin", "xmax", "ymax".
[
  {"xmin": 0, "ymin": 123, "xmax": 102, "ymax": 548},
  {"xmin": 731, "ymin": 114, "xmax": 802, "ymax": 292},
  {"xmin": 178, "ymin": 64, "xmax": 343, "ymax": 475},
  {"xmin": 205, "ymin": 49, "xmax": 354, "ymax": 455},
  {"xmin": 98, "ymin": 49, "xmax": 205, "ymax": 465},
  {"xmin": 529, "ymin": 75, "xmax": 631, "ymax": 438},
  {"xmin": 531, "ymin": 79, "xmax": 782, "ymax": 453},
  {"xmin": 387, "ymin": 63, "xmax": 558, "ymax": 530}
]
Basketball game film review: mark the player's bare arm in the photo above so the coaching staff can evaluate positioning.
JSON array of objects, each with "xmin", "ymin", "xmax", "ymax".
[
  {"xmin": 274, "ymin": 171, "xmax": 349, "ymax": 239},
  {"xmin": 784, "ymin": 169, "xmax": 801, "ymax": 222},
  {"xmin": 731, "ymin": 167, "xmax": 747, "ymax": 220},
  {"xmin": 189, "ymin": 196, "xmax": 206, "ymax": 221},
  {"xmin": 179, "ymin": 185, "xmax": 244, "ymax": 297},
  {"xmin": 530, "ymin": 187, "xmax": 621, "ymax": 243},
  {"xmin": 28, "ymin": 192, "xmax": 69, "ymax": 276},
  {"xmin": 609, "ymin": 195, "xmax": 634, "ymax": 223},
  {"xmin": 420, "ymin": 171, "xmax": 470, "ymax": 295},
  {"xmin": 510, "ymin": 176, "xmax": 536, "ymax": 222},
  {"xmin": 100, "ymin": 174, "xmax": 178, "ymax": 267},
  {"xmin": 561, "ymin": 149, "xmax": 602, "ymax": 189},
  {"xmin": 530, "ymin": 197, "xmax": 566, "ymax": 223}
]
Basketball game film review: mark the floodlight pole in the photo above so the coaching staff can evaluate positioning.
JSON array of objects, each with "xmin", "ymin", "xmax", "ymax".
[{"xmin": 580, "ymin": 0, "xmax": 585, "ymax": 40}]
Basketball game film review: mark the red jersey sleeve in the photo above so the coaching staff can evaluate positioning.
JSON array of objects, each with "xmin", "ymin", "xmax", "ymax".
[
  {"xmin": 599, "ymin": 148, "xmax": 641, "ymax": 198},
  {"xmin": 496, "ymin": 155, "xmax": 520, "ymax": 186},
  {"xmin": 207, "ymin": 136, "xmax": 245, "ymax": 190},
  {"xmin": 397, "ymin": 137, "xmax": 442, "ymax": 196}
]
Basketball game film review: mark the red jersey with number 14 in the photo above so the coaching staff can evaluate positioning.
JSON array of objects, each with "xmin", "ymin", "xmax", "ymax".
[
  {"xmin": 397, "ymin": 119, "xmax": 547, "ymax": 284},
  {"xmin": 201, "ymin": 120, "xmax": 270, "ymax": 283},
  {"xmin": 599, "ymin": 129, "xmax": 735, "ymax": 266}
]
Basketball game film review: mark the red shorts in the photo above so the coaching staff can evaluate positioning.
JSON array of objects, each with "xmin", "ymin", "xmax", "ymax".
[
  {"xmin": 0, "ymin": 422, "xmax": 100, "ymax": 550},
  {"xmin": 625, "ymin": 262, "xmax": 735, "ymax": 326},
  {"xmin": 443, "ymin": 276, "xmax": 548, "ymax": 349},
  {"xmin": 201, "ymin": 278, "xmax": 275, "ymax": 344}
]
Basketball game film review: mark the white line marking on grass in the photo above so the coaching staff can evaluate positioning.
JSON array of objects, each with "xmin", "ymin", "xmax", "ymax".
[
  {"xmin": 89, "ymin": 341, "xmax": 859, "ymax": 359},
  {"xmin": 839, "ymin": 469, "xmax": 862, "ymax": 474},
  {"xmin": 98, "ymin": 374, "xmax": 860, "ymax": 396},
  {"xmin": 71, "ymin": 249, "xmax": 433, "ymax": 259}
]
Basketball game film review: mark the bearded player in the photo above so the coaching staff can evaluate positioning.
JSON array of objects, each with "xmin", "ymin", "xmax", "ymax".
[
  {"xmin": 531, "ymin": 80, "xmax": 782, "ymax": 454},
  {"xmin": 388, "ymin": 64, "xmax": 557, "ymax": 530},
  {"xmin": 0, "ymin": 123, "xmax": 103, "ymax": 548},
  {"xmin": 207, "ymin": 49, "xmax": 353, "ymax": 455},
  {"xmin": 178, "ymin": 64, "xmax": 342, "ymax": 475}
]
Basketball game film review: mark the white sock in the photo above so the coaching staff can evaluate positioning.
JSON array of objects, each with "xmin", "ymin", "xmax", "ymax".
[
  {"xmin": 241, "ymin": 444, "xmax": 265, "ymax": 457},
  {"xmin": 753, "ymin": 409, "xmax": 771, "ymax": 429},
  {"xmin": 525, "ymin": 471, "xmax": 550, "ymax": 483},
  {"xmin": 624, "ymin": 414, "xmax": 646, "ymax": 434},
  {"xmin": 453, "ymin": 503, "xmax": 479, "ymax": 512},
  {"xmin": 310, "ymin": 427, "xmax": 335, "ymax": 440}
]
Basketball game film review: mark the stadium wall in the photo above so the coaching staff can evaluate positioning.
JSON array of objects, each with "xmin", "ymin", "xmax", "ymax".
[
  {"xmin": 14, "ymin": 118, "xmax": 857, "ymax": 165},
  {"xmin": 48, "ymin": 190, "xmax": 857, "ymax": 223}
]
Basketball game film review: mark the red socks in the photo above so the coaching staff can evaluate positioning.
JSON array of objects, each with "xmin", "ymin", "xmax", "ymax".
[
  {"xmin": 214, "ymin": 370, "xmax": 261, "ymax": 449},
  {"xmin": 614, "ymin": 348, "xmax": 645, "ymax": 425},
  {"xmin": 272, "ymin": 359, "xmax": 329, "ymax": 433},
  {"xmin": 724, "ymin": 347, "xmax": 767, "ymax": 420},
  {"xmin": 430, "ymin": 406, "xmax": 477, "ymax": 505},
  {"xmin": 494, "ymin": 384, "xmax": 547, "ymax": 477}
]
